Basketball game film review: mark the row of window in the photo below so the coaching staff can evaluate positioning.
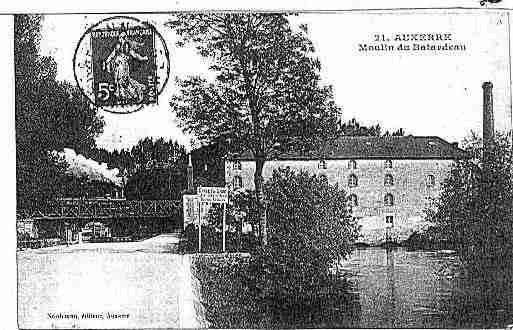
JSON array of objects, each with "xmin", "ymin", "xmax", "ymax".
[
  {"xmin": 320, "ymin": 159, "xmax": 394, "ymax": 170},
  {"xmin": 233, "ymin": 174, "xmax": 436, "ymax": 189},
  {"xmin": 319, "ymin": 174, "xmax": 436, "ymax": 187},
  {"xmin": 318, "ymin": 159, "xmax": 392, "ymax": 170},
  {"xmin": 347, "ymin": 193, "xmax": 395, "ymax": 207},
  {"xmin": 232, "ymin": 159, "xmax": 395, "ymax": 171},
  {"xmin": 233, "ymin": 174, "xmax": 435, "ymax": 189},
  {"xmin": 233, "ymin": 178, "xmax": 397, "ymax": 207}
]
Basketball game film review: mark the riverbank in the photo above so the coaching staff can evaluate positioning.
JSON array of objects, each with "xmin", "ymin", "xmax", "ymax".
[
  {"xmin": 190, "ymin": 252, "xmax": 359, "ymax": 328},
  {"xmin": 191, "ymin": 247, "xmax": 513, "ymax": 328},
  {"xmin": 189, "ymin": 253, "xmax": 263, "ymax": 328}
]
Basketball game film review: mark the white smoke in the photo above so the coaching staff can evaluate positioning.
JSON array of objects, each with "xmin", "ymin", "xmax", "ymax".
[{"xmin": 53, "ymin": 148, "xmax": 123, "ymax": 187}]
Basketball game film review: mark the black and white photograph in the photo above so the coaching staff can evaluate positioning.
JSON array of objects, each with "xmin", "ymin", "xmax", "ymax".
[{"xmin": 8, "ymin": 1, "xmax": 513, "ymax": 328}]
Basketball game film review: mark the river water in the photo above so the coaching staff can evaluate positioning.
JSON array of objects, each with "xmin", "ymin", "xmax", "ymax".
[
  {"xmin": 344, "ymin": 247, "xmax": 513, "ymax": 328},
  {"xmin": 18, "ymin": 242, "xmax": 513, "ymax": 328}
]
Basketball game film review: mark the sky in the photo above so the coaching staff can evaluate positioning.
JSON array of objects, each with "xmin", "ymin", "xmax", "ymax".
[{"xmin": 39, "ymin": 10, "xmax": 513, "ymax": 152}]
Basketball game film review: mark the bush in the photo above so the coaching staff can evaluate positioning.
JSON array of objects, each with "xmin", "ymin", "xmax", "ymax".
[
  {"xmin": 247, "ymin": 168, "xmax": 359, "ymax": 307},
  {"xmin": 192, "ymin": 253, "xmax": 360, "ymax": 328},
  {"xmin": 403, "ymin": 226, "xmax": 455, "ymax": 251},
  {"xmin": 180, "ymin": 190, "xmax": 261, "ymax": 253},
  {"xmin": 206, "ymin": 190, "xmax": 260, "ymax": 235},
  {"xmin": 426, "ymin": 133, "xmax": 513, "ymax": 274}
]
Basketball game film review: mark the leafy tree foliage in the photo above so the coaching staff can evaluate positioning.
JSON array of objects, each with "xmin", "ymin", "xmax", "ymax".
[
  {"xmin": 247, "ymin": 168, "xmax": 358, "ymax": 307},
  {"xmin": 182, "ymin": 168, "xmax": 360, "ymax": 320},
  {"xmin": 338, "ymin": 118, "xmax": 382, "ymax": 137},
  {"xmin": 84, "ymin": 137, "xmax": 188, "ymax": 200},
  {"xmin": 182, "ymin": 189, "xmax": 260, "ymax": 252},
  {"xmin": 167, "ymin": 14, "xmax": 342, "ymax": 244},
  {"xmin": 87, "ymin": 137, "xmax": 188, "ymax": 174},
  {"xmin": 338, "ymin": 118, "xmax": 405, "ymax": 137},
  {"xmin": 426, "ymin": 132, "xmax": 513, "ymax": 273},
  {"xmin": 125, "ymin": 168, "xmax": 186, "ymax": 200},
  {"xmin": 15, "ymin": 15, "xmax": 104, "ymax": 208}
]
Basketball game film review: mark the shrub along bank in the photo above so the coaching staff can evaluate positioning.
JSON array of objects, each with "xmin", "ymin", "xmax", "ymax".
[
  {"xmin": 425, "ymin": 134, "xmax": 513, "ymax": 274},
  {"xmin": 187, "ymin": 168, "xmax": 361, "ymax": 328}
]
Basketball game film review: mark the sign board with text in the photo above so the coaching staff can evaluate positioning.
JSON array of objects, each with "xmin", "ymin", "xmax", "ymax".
[
  {"xmin": 183, "ymin": 194, "xmax": 200, "ymax": 229},
  {"xmin": 198, "ymin": 187, "xmax": 228, "ymax": 203}
]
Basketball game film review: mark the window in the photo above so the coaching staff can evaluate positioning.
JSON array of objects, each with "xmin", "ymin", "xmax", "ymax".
[
  {"xmin": 384, "ymin": 159, "xmax": 393, "ymax": 169},
  {"xmin": 427, "ymin": 175, "xmax": 435, "ymax": 187},
  {"xmin": 233, "ymin": 176, "xmax": 243, "ymax": 189},
  {"xmin": 385, "ymin": 216, "xmax": 394, "ymax": 227},
  {"xmin": 233, "ymin": 160, "xmax": 241, "ymax": 171},
  {"xmin": 384, "ymin": 193, "xmax": 394, "ymax": 206},
  {"xmin": 384, "ymin": 174, "xmax": 394, "ymax": 186},
  {"xmin": 318, "ymin": 160, "xmax": 327, "ymax": 169},
  {"xmin": 348, "ymin": 194, "xmax": 358, "ymax": 207},
  {"xmin": 348, "ymin": 174, "xmax": 358, "ymax": 187},
  {"xmin": 348, "ymin": 160, "xmax": 357, "ymax": 170},
  {"xmin": 319, "ymin": 174, "xmax": 328, "ymax": 184}
]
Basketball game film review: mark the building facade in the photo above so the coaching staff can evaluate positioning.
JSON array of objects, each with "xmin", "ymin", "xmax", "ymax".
[{"xmin": 224, "ymin": 136, "xmax": 468, "ymax": 241}]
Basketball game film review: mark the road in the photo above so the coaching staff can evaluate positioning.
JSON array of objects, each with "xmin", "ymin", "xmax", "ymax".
[{"xmin": 17, "ymin": 234, "xmax": 203, "ymax": 329}]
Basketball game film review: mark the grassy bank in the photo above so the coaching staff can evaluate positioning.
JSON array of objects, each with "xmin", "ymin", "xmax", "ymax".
[
  {"xmin": 190, "ymin": 253, "xmax": 266, "ymax": 328},
  {"xmin": 190, "ymin": 253, "xmax": 360, "ymax": 328}
]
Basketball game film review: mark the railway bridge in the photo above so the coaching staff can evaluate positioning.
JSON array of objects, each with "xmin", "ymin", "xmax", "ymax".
[{"xmin": 17, "ymin": 199, "xmax": 183, "ymax": 244}]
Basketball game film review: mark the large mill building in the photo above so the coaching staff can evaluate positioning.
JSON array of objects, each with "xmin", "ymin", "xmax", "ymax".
[
  {"xmin": 190, "ymin": 82, "xmax": 501, "ymax": 243},
  {"xmin": 225, "ymin": 135, "xmax": 468, "ymax": 232}
]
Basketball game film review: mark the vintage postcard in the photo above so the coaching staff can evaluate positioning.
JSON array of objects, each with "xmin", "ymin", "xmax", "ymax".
[{"xmin": 11, "ymin": 3, "xmax": 513, "ymax": 329}]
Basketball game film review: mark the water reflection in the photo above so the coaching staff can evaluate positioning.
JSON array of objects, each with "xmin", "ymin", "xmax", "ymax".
[
  {"xmin": 385, "ymin": 249, "xmax": 396, "ymax": 328},
  {"xmin": 265, "ymin": 278, "xmax": 362, "ymax": 328},
  {"xmin": 347, "ymin": 247, "xmax": 513, "ymax": 328}
]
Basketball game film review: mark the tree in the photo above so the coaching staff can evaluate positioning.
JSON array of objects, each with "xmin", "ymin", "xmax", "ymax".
[
  {"xmin": 338, "ymin": 118, "xmax": 381, "ymax": 136},
  {"xmin": 167, "ymin": 14, "xmax": 342, "ymax": 245},
  {"xmin": 425, "ymin": 132, "xmax": 513, "ymax": 273},
  {"xmin": 15, "ymin": 15, "xmax": 104, "ymax": 208},
  {"xmin": 337, "ymin": 118, "xmax": 405, "ymax": 137},
  {"xmin": 86, "ymin": 137, "xmax": 189, "ymax": 200},
  {"xmin": 248, "ymin": 168, "xmax": 358, "ymax": 307},
  {"xmin": 391, "ymin": 127, "xmax": 405, "ymax": 136}
]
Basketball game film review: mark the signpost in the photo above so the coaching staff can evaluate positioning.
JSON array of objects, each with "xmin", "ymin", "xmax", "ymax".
[
  {"xmin": 183, "ymin": 194, "xmax": 200, "ymax": 229},
  {"xmin": 198, "ymin": 187, "xmax": 228, "ymax": 252}
]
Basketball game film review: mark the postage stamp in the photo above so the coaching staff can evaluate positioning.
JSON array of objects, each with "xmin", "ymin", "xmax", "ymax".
[
  {"xmin": 73, "ymin": 16, "xmax": 170, "ymax": 114},
  {"xmin": 91, "ymin": 27, "xmax": 157, "ymax": 107}
]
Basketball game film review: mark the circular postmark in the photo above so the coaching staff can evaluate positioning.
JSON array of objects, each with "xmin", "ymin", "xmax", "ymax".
[{"xmin": 73, "ymin": 16, "xmax": 170, "ymax": 114}]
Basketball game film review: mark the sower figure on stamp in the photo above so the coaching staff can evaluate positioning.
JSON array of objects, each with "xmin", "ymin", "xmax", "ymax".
[{"xmin": 103, "ymin": 31, "xmax": 149, "ymax": 103}]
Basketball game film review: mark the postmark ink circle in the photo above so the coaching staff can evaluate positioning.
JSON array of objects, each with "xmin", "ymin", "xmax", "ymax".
[{"xmin": 73, "ymin": 16, "xmax": 170, "ymax": 114}]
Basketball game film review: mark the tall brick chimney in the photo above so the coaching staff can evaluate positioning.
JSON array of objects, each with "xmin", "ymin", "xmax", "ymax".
[
  {"xmin": 483, "ymin": 82, "xmax": 495, "ymax": 146},
  {"xmin": 482, "ymin": 81, "xmax": 495, "ymax": 167}
]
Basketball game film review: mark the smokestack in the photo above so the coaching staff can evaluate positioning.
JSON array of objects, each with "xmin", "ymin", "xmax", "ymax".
[
  {"xmin": 482, "ymin": 82, "xmax": 495, "ymax": 165},
  {"xmin": 483, "ymin": 82, "xmax": 495, "ymax": 147},
  {"xmin": 187, "ymin": 153, "xmax": 194, "ymax": 193}
]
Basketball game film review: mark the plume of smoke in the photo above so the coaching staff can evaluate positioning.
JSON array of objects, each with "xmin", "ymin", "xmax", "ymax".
[{"xmin": 52, "ymin": 148, "xmax": 123, "ymax": 187}]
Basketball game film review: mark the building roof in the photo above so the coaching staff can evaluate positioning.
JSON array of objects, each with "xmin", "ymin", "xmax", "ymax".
[{"xmin": 230, "ymin": 136, "xmax": 469, "ymax": 161}]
